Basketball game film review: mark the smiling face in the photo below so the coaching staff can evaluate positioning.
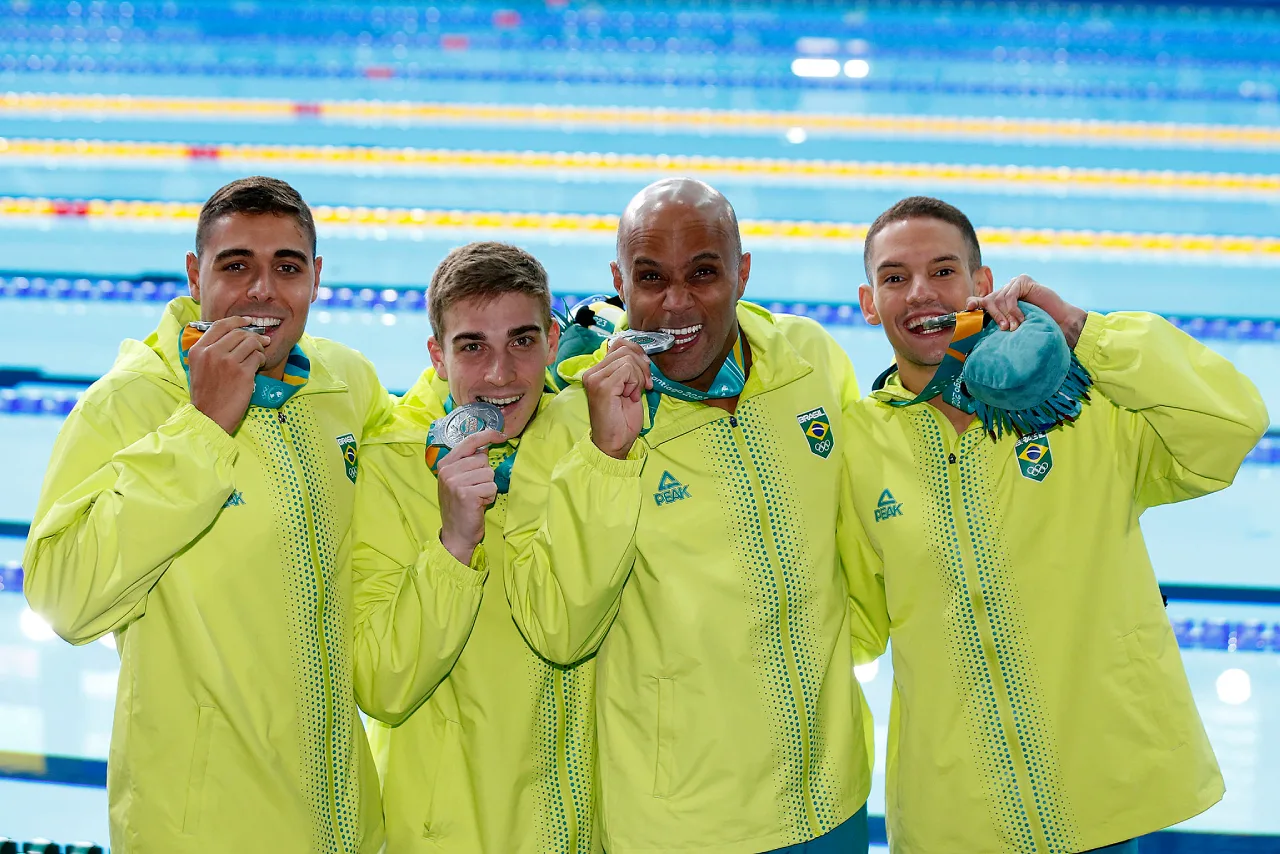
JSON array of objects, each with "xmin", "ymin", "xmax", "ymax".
[
  {"xmin": 611, "ymin": 189, "xmax": 749, "ymax": 390},
  {"xmin": 186, "ymin": 212, "xmax": 320, "ymax": 380},
  {"xmin": 427, "ymin": 292, "xmax": 560, "ymax": 439},
  {"xmin": 858, "ymin": 216, "xmax": 993, "ymax": 392}
]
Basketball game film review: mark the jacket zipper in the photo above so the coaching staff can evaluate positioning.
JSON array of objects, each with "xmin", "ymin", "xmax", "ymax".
[
  {"xmin": 276, "ymin": 409, "xmax": 344, "ymax": 849},
  {"xmin": 931, "ymin": 412, "xmax": 1050, "ymax": 852},
  {"xmin": 726, "ymin": 414, "xmax": 821, "ymax": 837}
]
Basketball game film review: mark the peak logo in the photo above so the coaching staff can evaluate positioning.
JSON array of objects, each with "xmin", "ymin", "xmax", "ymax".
[
  {"xmin": 654, "ymin": 471, "xmax": 691, "ymax": 506},
  {"xmin": 874, "ymin": 488, "xmax": 904, "ymax": 522}
]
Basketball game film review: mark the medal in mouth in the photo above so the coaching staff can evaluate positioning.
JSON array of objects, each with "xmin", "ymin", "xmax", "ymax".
[
  {"xmin": 435, "ymin": 401, "xmax": 505, "ymax": 450},
  {"xmin": 189, "ymin": 320, "xmax": 272, "ymax": 335},
  {"xmin": 612, "ymin": 328, "xmax": 676, "ymax": 355}
]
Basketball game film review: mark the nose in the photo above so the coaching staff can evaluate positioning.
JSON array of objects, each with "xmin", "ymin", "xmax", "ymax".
[
  {"xmin": 903, "ymin": 272, "xmax": 936, "ymax": 306},
  {"xmin": 660, "ymin": 283, "xmax": 695, "ymax": 315},
  {"xmin": 484, "ymin": 348, "xmax": 516, "ymax": 387},
  {"xmin": 246, "ymin": 270, "xmax": 276, "ymax": 301}
]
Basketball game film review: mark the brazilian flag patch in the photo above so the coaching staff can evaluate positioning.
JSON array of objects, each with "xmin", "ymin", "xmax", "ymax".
[
  {"xmin": 797, "ymin": 407, "xmax": 834, "ymax": 459},
  {"xmin": 337, "ymin": 433, "xmax": 359, "ymax": 484},
  {"xmin": 1015, "ymin": 433, "xmax": 1053, "ymax": 482}
]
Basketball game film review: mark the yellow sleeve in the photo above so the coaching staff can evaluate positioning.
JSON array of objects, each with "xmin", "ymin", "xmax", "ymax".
[
  {"xmin": 503, "ymin": 396, "xmax": 645, "ymax": 666},
  {"xmin": 351, "ymin": 443, "xmax": 487, "ymax": 724},
  {"xmin": 830, "ymin": 342, "xmax": 889, "ymax": 665},
  {"xmin": 1074, "ymin": 311, "xmax": 1270, "ymax": 510},
  {"xmin": 22, "ymin": 394, "xmax": 238, "ymax": 644}
]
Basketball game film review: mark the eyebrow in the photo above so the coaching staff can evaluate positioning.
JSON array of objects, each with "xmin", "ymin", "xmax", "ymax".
[
  {"xmin": 211, "ymin": 248, "xmax": 310, "ymax": 263},
  {"xmin": 875, "ymin": 254, "xmax": 960, "ymax": 274},
  {"xmin": 508, "ymin": 324, "xmax": 543, "ymax": 339},
  {"xmin": 632, "ymin": 252, "xmax": 723, "ymax": 268}
]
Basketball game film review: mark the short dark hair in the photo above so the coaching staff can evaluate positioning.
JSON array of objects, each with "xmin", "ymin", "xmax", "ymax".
[
  {"xmin": 863, "ymin": 196, "xmax": 982, "ymax": 281},
  {"xmin": 195, "ymin": 176, "xmax": 317, "ymax": 258},
  {"xmin": 428, "ymin": 242, "xmax": 552, "ymax": 338}
]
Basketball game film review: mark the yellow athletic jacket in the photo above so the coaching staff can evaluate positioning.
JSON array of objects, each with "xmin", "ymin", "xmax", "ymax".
[
  {"xmin": 847, "ymin": 312, "xmax": 1269, "ymax": 853},
  {"xmin": 22, "ymin": 297, "xmax": 392, "ymax": 853},
  {"xmin": 353, "ymin": 368, "xmax": 598, "ymax": 853},
  {"xmin": 505, "ymin": 301, "xmax": 882, "ymax": 854}
]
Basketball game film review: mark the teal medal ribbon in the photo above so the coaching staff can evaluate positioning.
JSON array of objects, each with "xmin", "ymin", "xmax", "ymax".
[
  {"xmin": 640, "ymin": 333, "xmax": 747, "ymax": 435},
  {"xmin": 882, "ymin": 309, "xmax": 995, "ymax": 414},
  {"xmin": 425, "ymin": 396, "xmax": 517, "ymax": 493},
  {"xmin": 177, "ymin": 326, "xmax": 309, "ymax": 410}
]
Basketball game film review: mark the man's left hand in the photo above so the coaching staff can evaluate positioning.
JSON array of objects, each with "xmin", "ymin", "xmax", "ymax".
[{"xmin": 965, "ymin": 274, "xmax": 1088, "ymax": 349}]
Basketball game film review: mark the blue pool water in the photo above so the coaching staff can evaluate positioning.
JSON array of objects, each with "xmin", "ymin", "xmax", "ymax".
[{"xmin": 0, "ymin": 1, "xmax": 1277, "ymax": 850}]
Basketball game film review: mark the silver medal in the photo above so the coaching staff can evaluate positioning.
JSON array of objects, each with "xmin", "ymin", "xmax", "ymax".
[
  {"xmin": 613, "ymin": 328, "xmax": 676, "ymax": 355},
  {"xmin": 438, "ymin": 402, "xmax": 505, "ymax": 449},
  {"xmin": 189, "ymin": 320, "xmax": 271, "ymax": 335},
  {"xmin": 918, "ymin": 313, "xmax": 958, "ymax": 332}
]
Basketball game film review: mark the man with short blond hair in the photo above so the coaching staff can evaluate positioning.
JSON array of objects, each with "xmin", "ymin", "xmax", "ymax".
[{"xmin": 352, "ymin": 241, "xmax": 599, "ymax": 853}]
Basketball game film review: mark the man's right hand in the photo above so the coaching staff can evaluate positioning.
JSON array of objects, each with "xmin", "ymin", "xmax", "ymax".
[
  {"xmin": 438, "ymin": 428, "xmax": 504, "ymax": 565},
  {"xmin": 188, "ymin": 317, "xmax": 270, "ymax": 435},
  {"xmin": 582, "ymin": 338, "xmax": 652, "ymax": 460}
]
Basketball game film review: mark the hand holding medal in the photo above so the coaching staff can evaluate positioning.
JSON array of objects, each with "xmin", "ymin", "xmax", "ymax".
[
  {"xmin": 427, "ymin": 402, "xmax": 506, "ymax": 564},
  {"xmin": 582, "ymin": 335, "xmax": 657, "ymax": 460}
]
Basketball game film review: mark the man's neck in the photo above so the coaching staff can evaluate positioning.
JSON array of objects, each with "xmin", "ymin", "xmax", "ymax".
[
  {"xmin": 683, "ymin": 322, "xmax": 741, "ymax": 394},
  {"xmin": 898, "ymin": 359, "xmax": 973, "ymax": 436},
  {"xmin": 260, "ymin": 360, "xmax": 287, "ymax": 382}
]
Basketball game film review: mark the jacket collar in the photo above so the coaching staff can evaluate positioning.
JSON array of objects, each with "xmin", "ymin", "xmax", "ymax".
[{"xmin": 641, "ymin": 301, "xmax": 814, "ymax": 447}]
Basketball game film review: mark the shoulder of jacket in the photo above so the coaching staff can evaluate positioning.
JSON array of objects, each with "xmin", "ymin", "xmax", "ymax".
[
  {"xmin": 528, "ymin": 383, "xmax": 590, "ymax": 442},
  {"xmin": 306, "ymin": 335, "xmax": 379, "ymax": 380}
]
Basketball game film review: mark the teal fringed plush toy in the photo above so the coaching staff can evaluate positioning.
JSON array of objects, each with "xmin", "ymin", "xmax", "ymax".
[
  {"xmin": 546, "ymin": 294, "xmax": 627, "ymax": 391},
  {"xmin": 881, "ymin": 301, "xmax": 1093, "ymax": 440}
]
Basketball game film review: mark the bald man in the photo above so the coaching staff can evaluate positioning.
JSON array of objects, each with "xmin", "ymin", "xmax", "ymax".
[{"xmin": 505, "ymin": 179, "xmax": 886, "ymax": 853}]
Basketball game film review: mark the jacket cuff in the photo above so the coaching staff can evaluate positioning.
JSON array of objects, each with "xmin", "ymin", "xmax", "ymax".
[
  {"xmin": 165, "ymin": 403, "xmax": 240, "ymax": 465},
  {"xmin": 574, "ymin": 433, "xmax": 647, "ymax": 477},
  {"xmin": 422, "ymin": 531, "xmax": 489, "ymax": 588},
  {"xmin": 1072, "ymin": 311, "xmax": 1106, "ymax": 373}
]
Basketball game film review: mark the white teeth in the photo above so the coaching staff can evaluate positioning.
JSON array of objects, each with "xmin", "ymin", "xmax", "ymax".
[
  {"xmin": 659, "ymin": 324, "xmax": 703, "ymax": 338},
  {"xmin": 906, "ymin": 316, "xmax": 944, "ymax": 330},
  {"xmin": 478, "ymin": 395, "xmax": 522, "ymax": 406},
  {"xmin": 245, "ymin": 317, "xmax": 283, "ymax": 327}
]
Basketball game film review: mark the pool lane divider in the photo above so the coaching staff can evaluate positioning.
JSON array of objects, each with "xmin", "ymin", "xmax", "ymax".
[
  {"xmin": 3, "ymin": 93, "xmax": 1279, "ymax": 151},
  {"xmin": 3, "ymin": 137, "xmax": 1277, "ymax": 200},
  {"xmin": 2, "ymin": 197, "xmax": 1280, "ymax": 263}
]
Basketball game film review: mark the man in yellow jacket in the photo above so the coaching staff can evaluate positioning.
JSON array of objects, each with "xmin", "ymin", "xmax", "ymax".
[
  {"xmin": 351, "ymin": 241, "xmax": 599, "ymax": 852},
  {"xmin": 850, "ymin": 195, "xmax": 1270, "ymax": 853},
  {"xmin": 505, "ymin": 178, "xmax": 883, "ymax": 853},
  {"xmin": 22, "ymin": 177, "xmax": 392, "ymax": 852}
]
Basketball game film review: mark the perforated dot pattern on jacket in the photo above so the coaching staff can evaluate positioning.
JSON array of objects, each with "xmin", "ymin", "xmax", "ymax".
[
  {"xmin": 908, "ymin": 412, "xmax": 1080, "ymax": 854},
  {"xmin": 706, "ymin": 408, "xmax": 845, "ymax": 840}
]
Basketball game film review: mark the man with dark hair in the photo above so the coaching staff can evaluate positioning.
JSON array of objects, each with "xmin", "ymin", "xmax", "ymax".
[
  {"xmin": 23, "ymin": 176, "xmax": 393, "ymax": 851},
  {"xmin": 849, "ymin": 195, "xmax": 1268, "ymax": 852},
  {"xmin": 351, "ymin": 242, "xmax": 598, "ymax": 852},
  {"xmin": 504, "ymin": 179, "xmax": 881, "ymax": 853}
]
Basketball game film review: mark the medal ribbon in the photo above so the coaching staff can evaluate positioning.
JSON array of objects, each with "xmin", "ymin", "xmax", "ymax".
[
  {"xmin": 884, "ymin": 310, "xmax": 996, "ymax": 412},
  {"xmin": 640, "ymin": 332, "xmax": 747, "ymax": 436},
  {"xmin": 178, "ymin": 325, "xmax": 309, "ymax": 410}
]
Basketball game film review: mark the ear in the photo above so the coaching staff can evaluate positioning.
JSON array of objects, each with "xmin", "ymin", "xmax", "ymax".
[
  {"xmin": 544, "ymin": 320, "xmax": 561, "ymax": 366},
  {"xmin": 427, "ymin": 336, "xmax": 448, "ymax": 380},
  {"xmin": 186, "ymin": 251, "xmax": 201, "ymax": 303},
  {"xmin": 974, "ymin": 265, "xmax": 994, "ymax": 299},
  {"xmin": 858, "ymin": 282, "xmax": 882, "ymax": 326},
  {"xmin": 311, "ymin": 255, "xmax": 323, "ymax": 303},
  {"xmin": 610, "ymin": 260, "xmax": 625, "ymax": 305},
  {"xmin": 736, "ymin": 252, "xmax": 751, "ymax": 300}
]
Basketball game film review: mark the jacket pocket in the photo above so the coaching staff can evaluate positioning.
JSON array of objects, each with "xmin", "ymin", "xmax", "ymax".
[
  {"xmin": 653, "ymin": 677, "xmax": 676, "ymax": 798},
  {"xmin": 181, "ymin": 703, "xmax": 217, "ymax": 835},
  {"xmin": 422, "ymin": 719, "xmax": 462, "ymax": 840},
  {"xmin": 1120, "ymin": 624, "xmax": 1188, "ymax": 752}
]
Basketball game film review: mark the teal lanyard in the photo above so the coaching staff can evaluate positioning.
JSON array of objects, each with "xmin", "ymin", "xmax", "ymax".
[
  {"xmin": 178, "ymin": 326, "xmax": 309, "ymax": 410},
  {"xmin": 885, "ymin": 310, "xmax": 995, "ymax": 413},
  {"xmin": 641, "ymin": 332, "xmax": 748, "ymax": 435},
  {"xmin": 426, "ymin": 396, "xmax": 518, "ymax": 493}
]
